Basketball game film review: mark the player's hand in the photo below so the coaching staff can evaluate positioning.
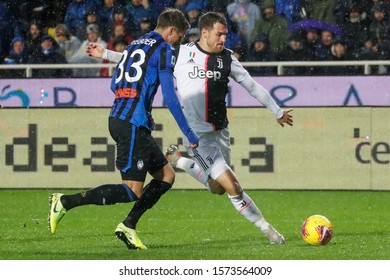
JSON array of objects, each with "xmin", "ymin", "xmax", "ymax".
[
  {"xmin": 87, "ymin": 43, "xmax": 105, "ymax": 58},
  {"xmin": 189, "ymin": 143, "xmax": 198, "ymax": 149},
  {"xmin": 277, "ymin": 109, "xmax": 293, "ymax": 127}
]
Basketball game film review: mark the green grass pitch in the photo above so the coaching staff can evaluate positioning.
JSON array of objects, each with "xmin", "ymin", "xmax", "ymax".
[{"xmin": 0, "ymin": 189, "xmax": 389, "ymax": 260}]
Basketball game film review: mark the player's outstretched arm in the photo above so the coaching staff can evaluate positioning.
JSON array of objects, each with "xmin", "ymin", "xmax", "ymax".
[
  {"xmin": 87, "ymin": 43, "xmax": 123, "ymax": 63},
  {"xmin": 277, "ymin": 109, "xmax": 293, "ymax": 127},
  {"xmin": 239, "ymin": 75, "xmax": 293, "ymax": 127},
  {"xmin": 159, "ymin": 71, "xmax": 199, "ymax": 148}
]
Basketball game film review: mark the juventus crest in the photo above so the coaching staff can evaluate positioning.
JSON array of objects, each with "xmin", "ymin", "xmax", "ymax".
[{"xmin": 217, "ymin": 57, "xmax": 223, "ymax": 69}]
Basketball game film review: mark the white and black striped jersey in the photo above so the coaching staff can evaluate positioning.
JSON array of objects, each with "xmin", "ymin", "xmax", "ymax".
[{"xmin": 174, "ymin": 42, "xmax": 249, "ymax": 133}]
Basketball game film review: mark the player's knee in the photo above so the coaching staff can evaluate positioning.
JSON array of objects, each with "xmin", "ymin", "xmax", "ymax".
[
  {"xmin": 153, "ymin": 163, "xmax": 175, "ymax": 184},
  {"xmin": 169, "ymin": 174, "xmax": 175, "ymax": 185},
  {"xmin": 208, "ymin": 181, "xmax": 226, "ymax": 195},
  {"xmin": 163, "ymin": 169, "xmax": 175, "ymax": 185}
]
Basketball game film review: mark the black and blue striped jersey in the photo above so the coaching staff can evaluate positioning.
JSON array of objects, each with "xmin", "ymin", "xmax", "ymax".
[{"xmin": 109, "ymin": 31, "xmax": 170, "ymax": 130}]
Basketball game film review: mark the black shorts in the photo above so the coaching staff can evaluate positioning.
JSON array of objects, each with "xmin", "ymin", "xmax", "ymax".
[{"xmin": 108, "ymin": 117, "xmax": 168, "ymax": 181}]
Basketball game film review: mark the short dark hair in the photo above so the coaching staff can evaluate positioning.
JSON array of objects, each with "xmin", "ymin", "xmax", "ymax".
[
  {"xmin": 156, "ymin": 8, "xmax": 190, "ymax": 33},
  {"xmin": 198, "ymin": 12, "xmax": 227, "ymax": 31}
]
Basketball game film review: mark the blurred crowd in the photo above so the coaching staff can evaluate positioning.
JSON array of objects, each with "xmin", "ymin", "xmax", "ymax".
[{"xmin": 1, "ymin": 0, "xmax": 390, "ymax": 77}]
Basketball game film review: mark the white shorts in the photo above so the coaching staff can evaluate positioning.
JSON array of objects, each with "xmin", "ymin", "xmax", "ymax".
[{"xmin": 183, "ymin": 128, "xmax": 232, "ymax": 180}]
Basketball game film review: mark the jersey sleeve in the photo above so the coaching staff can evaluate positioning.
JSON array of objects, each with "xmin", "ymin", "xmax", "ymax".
[
  {"xmin": 103, "ymin": 49, "xmax": 123, "ymax": 63},
  {"xmin": 239, "ymin": 75, "xmax": 283, "ymax": 119},
  {"xmin": 229, "ymin": 53, "xmax": 250, "ymax": 83},
  {"xmin": 229, "ymin": 53, "xmax": 283, "ymax": 119},
  {"xmin": 159, "ymin": 45, "xmax": 199, "ymax": 144},
  {"xmin": 158, "ymin": 43, "xmax": 175, "ymax": 72}
]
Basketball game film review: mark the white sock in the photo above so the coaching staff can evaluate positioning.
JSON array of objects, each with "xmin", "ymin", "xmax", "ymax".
[
  {"xmin": 176, "ymin": 157, "xmax": 210, "ymax": 188},
  {"xmin": 229, "ymin": 191, "xmax": 269, "ymax": 233}
]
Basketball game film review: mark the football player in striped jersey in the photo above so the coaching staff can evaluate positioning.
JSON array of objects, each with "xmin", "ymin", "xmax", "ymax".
[
  {"xmin": 49, "ymin": 8, "xmax": 198, "ymax": 250},
  {"xmin": 167, "ymin": 12, "xmax": 293, "ymax": 244}
]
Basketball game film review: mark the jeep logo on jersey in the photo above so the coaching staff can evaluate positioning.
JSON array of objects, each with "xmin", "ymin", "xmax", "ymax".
[{"xmin": 188, "ymin": 66, "xmax": 222, "ymax": 81}]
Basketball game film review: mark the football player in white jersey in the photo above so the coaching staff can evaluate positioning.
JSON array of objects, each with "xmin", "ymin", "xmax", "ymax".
[
  {"xmin": 87, "ymin": 12, "xmax": 292, "ymax": 245},
  {"xmin": 167, "ymin": 12, "xmax": 293, "ymax": 245}
]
